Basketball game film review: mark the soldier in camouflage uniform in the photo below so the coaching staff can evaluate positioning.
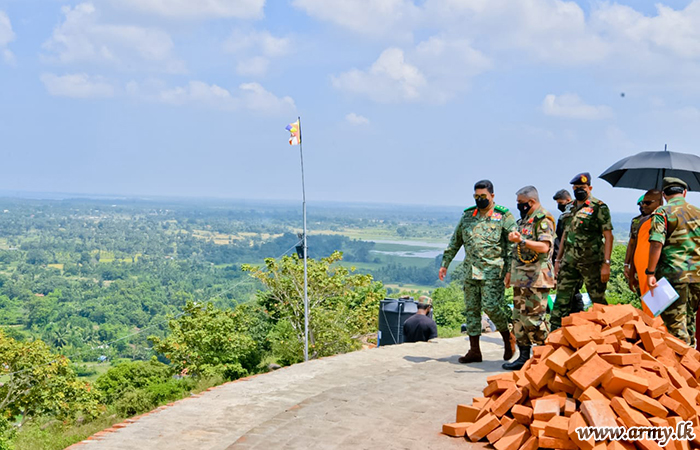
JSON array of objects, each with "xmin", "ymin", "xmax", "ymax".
[
  {"xmin": 553, "ymin": 189, "xmax": 584, "ymax": 314},
  {"xmin": 439, "ymin": 180, "xmax": 517, "ymax": 363},
  {"xmin": 502, "ymin": 186, "xmax": 555, "ymax": 370},
  {"xmin": 647, "ymin": 177, "xmax": 700, "ymax": 345},
  {"xmin": 552, "ymin": 173, "xmax": 614, "ymax": 330}
]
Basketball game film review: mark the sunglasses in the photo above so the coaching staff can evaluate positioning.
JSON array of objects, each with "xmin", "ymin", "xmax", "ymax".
[
  {"xmin": 473, "ymin": 194, "xmax": 489, "ymax": 200},
  {"xmin": 639, "ymin": 200, "xmax": 655, "ymax": 206}
]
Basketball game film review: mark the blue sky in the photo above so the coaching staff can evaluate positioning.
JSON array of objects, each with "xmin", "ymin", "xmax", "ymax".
[{"xmin": 1, "ymin": 0, "xmax": 700, "ymax": 214}]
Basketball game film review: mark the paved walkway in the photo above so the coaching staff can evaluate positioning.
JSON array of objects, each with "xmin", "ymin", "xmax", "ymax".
[{"xmin": 72, "ymin": 334, "xmax": 507, "ymax": 450}]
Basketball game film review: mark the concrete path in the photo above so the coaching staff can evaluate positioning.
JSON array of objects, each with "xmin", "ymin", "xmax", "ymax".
[{"xmin": 71, "ymin": 334, "xmax": 508, "ymax": 450}]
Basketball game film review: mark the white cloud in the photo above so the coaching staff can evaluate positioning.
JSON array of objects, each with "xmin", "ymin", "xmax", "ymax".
[
  {"xmin": 542, "ymin": 94, "xmax": 613, "ymax": 120},
  {"xmin": 128, "ymin": 79, "xmax": 295, "ymax": 115},
  {"xmin": 113, "ymin": 0, "xmax": 265, "ymax": 20},
  {"xmin": 333, "ymin": 37, "xmax": 490, "ymax": 103},
  {"xmin": 43, "ymin": 3, "xmax": 184, "ymax": 73},
  {"xmin": 224, "ymin": 30, "xmax": 291, "ymax": 77},
  {"xmin": 0, "ymin": 11, "xmax": 15, "ymax": 65},
  {"xmin": 333, "ymin": 48, "xmax": 426, "ymax": 103},
  {"xmin": 346, "ymin": 113, "xmax": 369, "ymax": 125},
  {"xmin": 675, "ymin": 106, "xmax": 700, "ymax": 120},
  {"xmin": 41, "ymin": 73, "xmax": 116, "ymax": 98},
  {"xmin": 292, "ymin": 0, "xmax": 420, "ymax": 39}
]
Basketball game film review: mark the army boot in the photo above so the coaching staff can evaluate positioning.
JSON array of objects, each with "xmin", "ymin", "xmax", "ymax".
[
  {"xmin": 502, "ymin": 345, "xmax": 530, "ymax": 370},
  {"xmin": 570, "ymin": 293, "xmax": 585, "ymax": 314},
  {"xmin": 458, "ymin": 336, "xmax": 482, "ymax": 363},
  {"xmin": 501, "ymin": 330, "xmax": 516, "ymax": 360}
]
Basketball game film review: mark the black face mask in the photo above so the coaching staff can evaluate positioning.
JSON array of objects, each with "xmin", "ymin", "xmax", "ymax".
[
  {"xmin": 476, "ymin": 198, "xmax": 490, "ymax": 210},
  {"xmin": 517, "ymin": 202, "xmax": 531, "ymax": 219},
  {"xmin": 574, "ymin": 188, "xmax": 588, "ymax": 201},
  {"xmin": 557, "ymin": 203, "xmax": 567, "ymax": 213}
]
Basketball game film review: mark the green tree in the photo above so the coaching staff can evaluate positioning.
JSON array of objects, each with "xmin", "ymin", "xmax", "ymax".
[
  {"xmin": 150, "ymin": 301, "xmax": 260, "ymax": 380},
  {"xmin": 0, "ymin": 330, "xmax": 100, "ymax": 424},
  {"xmin": 243, "ymin": 251, "xmax": 384, "ymax": 362},
  {"xmin": 430, "ymin": 281, "xmax": 465, "ymax": 329}
]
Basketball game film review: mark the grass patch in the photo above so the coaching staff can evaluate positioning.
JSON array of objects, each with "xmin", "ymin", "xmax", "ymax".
[
  {"xmin": 13, "ymin": 413, "xmax": 124, "ymax": 450},
  {"xmin": 437, "ymin": 327, "xmax": 463, "ymax": 339}
]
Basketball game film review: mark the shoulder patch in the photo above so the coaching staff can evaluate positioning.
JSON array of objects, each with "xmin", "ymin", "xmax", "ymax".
[{"xmin": 494, "ymin": 205, "xmax": 509, "ymax": 213}]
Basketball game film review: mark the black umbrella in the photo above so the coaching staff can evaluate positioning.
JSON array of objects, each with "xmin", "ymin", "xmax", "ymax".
[{"xmin": 599, "ymin": 149, "xmax": 700, "ymax": 191}]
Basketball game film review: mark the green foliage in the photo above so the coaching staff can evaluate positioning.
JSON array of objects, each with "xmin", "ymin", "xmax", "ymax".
[
  {"xmin": 0, "ymin": 416, "xmax": 15, "ymax": 450},
  {"xmin": 95, "ymin": 359, "xmax": 172, "ymax": 404},
  {"xmin": 430, "ymin": 282, "xmax": 465, "ymax": 329},
  {"xmin": 0, "ymin": 330, "xmax": 100, "ymax": 423},
  {"xmin": 605, "ymin": 244, "xmax": 641, "ymax": 309},
  {"xmin": 150, "ymin": 301, "xmax": 260, "ymax": 380},
  {"xmin": 243, "ymin": 251, "xmax": 384, "ymax": 361}
]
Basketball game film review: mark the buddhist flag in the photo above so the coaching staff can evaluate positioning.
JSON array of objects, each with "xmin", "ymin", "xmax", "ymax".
[{"xmin": 286, "ymin": 120, "xmax": 301, "ymax": 146}]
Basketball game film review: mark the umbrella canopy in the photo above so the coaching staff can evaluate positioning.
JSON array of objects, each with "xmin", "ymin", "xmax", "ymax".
[{"xmin": 599, "ymin": 150, "xmax": 700, "ymax": 191}]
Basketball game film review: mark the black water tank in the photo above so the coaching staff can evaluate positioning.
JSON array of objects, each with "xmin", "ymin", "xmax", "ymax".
[{"xmin": 377, "ymin": 297, "xmax": 419, "ymax": 346}]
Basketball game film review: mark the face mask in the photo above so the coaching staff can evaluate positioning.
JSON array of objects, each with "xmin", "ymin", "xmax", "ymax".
[
  {"xmin": 476, "ymin": 198, "xmax": 490, "ymax": 210},
  {"xmin": 574, "ymin": 188, "xmax": 588, "ymax": 201},
  {"xmin": 557, "ymin": 203, "xmax": 567, "ymax": 213},
  {"xmin": 517, "ymin": 202, "xmax": 531, "ymax": 219}
]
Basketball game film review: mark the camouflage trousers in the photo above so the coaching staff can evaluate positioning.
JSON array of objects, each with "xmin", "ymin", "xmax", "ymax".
[
  {"xmin": 464, "ymin": 279, "xmax": 512, "ymax": 336},
  {"xmin": 660, "ymin": 282, "xmax": 700, "ymax": 346},
  {"xmin": 551, "ymin": 259, "xmax": 607, "ymax": 330},
  {"xmin": 512, "ymin": 287, "xmax": 550, "ymax": 346}
]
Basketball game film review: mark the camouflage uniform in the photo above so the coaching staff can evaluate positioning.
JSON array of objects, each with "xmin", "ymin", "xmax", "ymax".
[
  {"xmin": 629, "ymin": 214, "xmax": 644, "ymax": 240},
  {"xmin": 442, "ymin": 205, "xmax": 517, "ymax": 336},
  {"xmin": 510, "ymin": 206, "xmax": 555, "ymax": 346},
  {"xmin": 649, "ymin": 196, "xmax": 700, "ymax": 345},
  {"xmin": 552, "ymin": 197, "xmax": 613, "ymax": 329}
]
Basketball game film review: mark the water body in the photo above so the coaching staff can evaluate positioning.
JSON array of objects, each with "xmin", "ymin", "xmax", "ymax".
[{"xmin": 368, "ymin": 239, "xmax": 465, "ymax": 261}]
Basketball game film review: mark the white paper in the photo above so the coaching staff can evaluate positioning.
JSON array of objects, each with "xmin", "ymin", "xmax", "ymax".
[{"xmin": 642, "ymin": 277, "xmax": 680, "ymax": 317}]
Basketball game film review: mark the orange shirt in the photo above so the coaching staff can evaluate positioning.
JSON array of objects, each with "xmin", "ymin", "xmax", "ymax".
[{"xmin": 634, "ymin": 218, "xmax": 652, "ymax": 315}]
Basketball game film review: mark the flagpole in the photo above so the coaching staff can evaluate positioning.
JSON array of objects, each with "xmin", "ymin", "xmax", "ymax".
[{"xmin": 298, "ymin": 116, "xmax": 309, "ymax": 363}]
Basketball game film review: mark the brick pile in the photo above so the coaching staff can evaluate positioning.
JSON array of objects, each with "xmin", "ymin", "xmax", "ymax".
[{"xmin": 442, "ymin": 303, "xmax": 700, "ymax": 449}]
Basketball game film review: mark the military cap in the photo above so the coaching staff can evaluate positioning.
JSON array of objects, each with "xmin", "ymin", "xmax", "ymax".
[
  {"xmin": 417, "ymin": 296, "xmax": 433, "ymax": 306},
  {"xmin": 553, "ymin": 189, "xmax": 571, "ymax": 201},
  {"xmin": 637, "ymin": 194, "xmax": 645, "ymax": 205},
  {"xmin": 662, "ymin": 177, "xmax": 688, "ymax": 190},
  {"xmin": 569, "ymin": 172, "xmax": 591, "ymax": 185}
]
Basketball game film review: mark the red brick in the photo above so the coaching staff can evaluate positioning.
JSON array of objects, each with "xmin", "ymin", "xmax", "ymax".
[
  {"xmin": 568, "ymin": 411, "xmax": 595, "ymax": 450},
  {"xmin": 601, "ymin": 368, "xmax": 649, "ymax": 395},
  {"xmin": 666, "ymin": 366, "xmax": 690, "ymax": 389},
  {"xmin": 596, "ymin": 344, "xmax": 616, "ymax": 354},
  {"xmin": 467, "ymin": 413, "xmax": 500, "ymax": 442},
  {"xmin": 546, "ymin": 347, "xmax": 575, "ymax": 376},
  {"xmin": 602, "ymin": 325, "xmax": 626, "ymax": 340},
  {"xmin": 603, "ymin": 305, "xmax": 635, "ymax": 328},
  {"xmin": 635, "ymin": 439, "xmax": 664, "ymax": 450},
  {"xmin": 622, "ymin": 388, "xmax": 668, "ymax": 418},
  {"xmin": 484, "ymin": 379, "xmax": 517, "ymax": 397},
  {"xmin": 549, "ymin": 374, "xmax": 577, "ymax": 396},
  {"xmin": 622, "ymin": 323, "xmax": 638, "ymax": 341},
  {"xmin": 581, "ymin": 399, "xmax": 618, "ymax": 428},
  {"xmin": 607, "ymin": 442, "xmax": 635, "ymax": 450},
  {"xmin": 565, "ymin": 341, "xmax": 598, "ymax": 371},
  {"xmin": 533, "ymin": 344, "xmax": 556, "ymax": 358},
  {"xmin": 681, "ymin": 354, "xmax": 700, "ymax": 378},
  {"xmin": 519, "ymin": 435, "xmax": 538, "ymax": 450},
  {"xmin": 563, "ymin": 315, "xmax": 594, "ymax": 327},
  {"xmin": 647, "ymin": 417, "xmax": 668, "ymax": 428},
  {"xmin": 601, "ymin": 352, "xmax": 642, "ymax": 366},
  {"xmin": 563, "ymin": 324, "xmax": 603, "ymax": 348},
  {"xmin": 633, "ymin": 370, "xmax": 670, "ymax": 398},
  {"xmin": 619, "ymin": 340, "xmax": 634, "ymax": 353},
  {"xmin": 544, "ymin": 415, "xmax": 570, "ymax": 439},
  {"xmin": 476, "ymin": 397, "xmax": 495, "ymax": 420},
  {"xmin": 525, "ymin": 361, "xmax": 554, "ymax": 391},
  {"xmin": 579, "ymin": 386, "xmax": 611, "ymax": 406},
  {"xmin": 564, "ymin": 398, "xmax": 576, "ymax": 417},
  {"xmin": 658, "ymin": 395, "xmax": 693, "ymax": 421},
  {"xmin": 494, "ymin": 424, "xmax": 530, "ymax": 450},
  {"xmin": 610, "ymin": 397, "xmax": 652, "ymax": 428},
  {"xmin": 491, "ymin": 386, "xmax": 523, "ymax": 417},
  {"xmin": 669, "ymin": 387, "xmax": 700, "ymax": 417},
  {"xmin": 533, "ymin": 398, "xmax": 560, "ymax": 421},
  {"xmin": 546, "ymin": 330, "xmax": 570, "ymax": 347},
  {"xmin": 456, "ymin": 404, "xmax": 480, "ymax": 423},
  {"xmin": 472, "ymin": 397, "xmax": 488, "ymax": 408},
  {"xmin": 487, "ymin": 426, "xmax": 507, "ymax": 444},
  {"xmin": 511, "ymin": 404, "xmax": 533, "ymax": 425},
  {"xmin": 488, "ymin": 372, "xmax": 518, "ymax": 384},
  {"xmin": 539, "ymin": 436, "xmax": 577, "ymax": 449},
  {"xmin": 530, "ymin": 419, "xmax": 548, "ymax": 437},
  {"xmin": 442, "ymin": 422, "xmax": 470, "ymax": 437},
  {"xmin": 569, "ymin": 354, "xmax": 613, "ymax": 391}
]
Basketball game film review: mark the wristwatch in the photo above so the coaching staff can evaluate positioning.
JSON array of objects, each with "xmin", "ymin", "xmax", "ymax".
[
  {"xmin": 645, "ymin": 268, "xmax": 655, "ymax": 275},
  {"xmin": 603, "ymin": 259, "xmax": 611, "ymax": 265}
]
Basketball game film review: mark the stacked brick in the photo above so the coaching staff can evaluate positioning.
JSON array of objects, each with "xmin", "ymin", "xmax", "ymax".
[{"xmin": 442, "ymin": 303, "xmax": 700, "ymax": 449}]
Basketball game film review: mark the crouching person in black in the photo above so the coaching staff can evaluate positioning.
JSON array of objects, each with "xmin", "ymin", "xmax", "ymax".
[{"xmin": 403, "ymin": 296, "xmax": 438, "ymax": 343}]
